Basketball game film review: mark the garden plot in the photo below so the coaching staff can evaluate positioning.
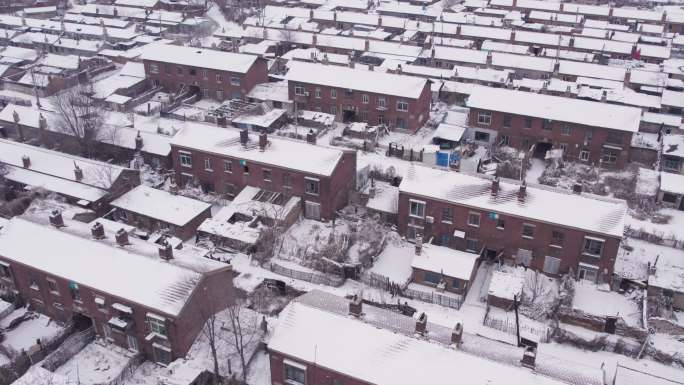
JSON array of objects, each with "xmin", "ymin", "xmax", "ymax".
[
  {"xmin": 0, "ymin": 308, "xmax": 64, "ymax": 356},
  {"xmin": 53, "ymin": 341, "xmax": 133, "ymax": 385},
  {"xmin": 572, "ymin": 281, "xmax": 642, "ymax": 327}
]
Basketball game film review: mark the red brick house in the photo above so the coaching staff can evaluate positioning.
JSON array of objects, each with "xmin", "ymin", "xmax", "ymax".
[
  {"xmin": 285, "ymin": 61, "xmax": 431, "ymax": 133},
  {"xmin": 141, "ymin": 44, "xmax": 269, "ymax": 101},
  {"xmin": 110, "ymin": 185, "xmax": 212, "ymax": 241},
  {"xmin": 398, "ymin": 166, "xmax": 627, "ymax": 283},
  {"xmin": 466, "ymin": 87, "xmax": 641, "ymax": 168},
  {"xmin": 0, "ymin": 216, "xmax": 234, "ymax": 365},
  {"xmin": 170, "ymin": 124, "xmax": 356, "ymax": 221}
]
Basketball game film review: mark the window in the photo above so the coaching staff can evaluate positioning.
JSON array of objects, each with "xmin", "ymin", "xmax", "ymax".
[
  {"xmin": 542, "ymin": 119, "xmax": 552, "ymax": 131},
  {"xmin": 474, "ymin": 131, "xmax": 490, "ymax": 142},
  {"xmin": 477, "ymin": 111, "xmax": 491, "ymax": 126},
  {"xmin": 147, "ymin": 314, "xmax": 167, "ymax": 336},
  {"xmin": 466, "ymin": 238, "xmax": 479, "ymax": 252},
  {"xmin": 378, "ymin": 115, "xmax": 385, "ymax": 125},
  {"xmin": 94, "ymin": 296, "xmax": 106, "ymax": 311},
  {"xmin": 189, "ymin": 68, "xmax": 197, "ymax": 76},
  {"xmin": 551, "ymin": 230, "xmax": 564, "ymax": 246},
  {"xmin": 331, "ymin": 106, "xmax": 337, "ymax": 115},
  {"xmin": 583, "ymin": 237, "xmax": 604, "ymax": 257},
  {"xmin": 396, "ymin": 117, "xmax": 406, "ymax": 129},
  {"xmin": 524, "ymin": 117, "xmax": 533, "ymax": 129},
  {"xmin": 601, "ymin": 148, "xmax": 619, "ymax": 164},
  {"xmin": 345, "ymin": 88, "xmax": 353, "ymax": 98},
  {"xmin": 496, "ymin": 218, "xmax": 505, "ymax": 230},
  {"xmin": 579, "ymin": 150, "xmax": 590, "ymax": 161},
  {"xmin": 29, "ymin": 277, "xmax": 39, "ymax": 290},
  {"xmin": 424, "ymin": 272, "xmax": 441, "ymax": 285},
  {"xmin": 242, "ymin": 162, "xmax": 249, "ymax": 174},
  {"xmin": 561, "ymin": 124, "xmax": 571, "ymax": 136},
  {"xmin": 165, "ymin": 65, "xmax": 171, "ymax": 74},
  {"xmin": 441, "ymin": 208, "xmax": 453, "ymax": 223},
  {"xmin": 409, "ymin": 199, "xmax": 426, "ymax": 218},
  {"xmin": 47, "ymin": 278, "xmax": 59, "ymax": 294},
  {"xmin": 543, "ymin": 256, "xmax": 561, "ymax": 274},
  {"xmin": 397, "ymin": 100, "xmax": 409, "ymax": 111},
  {"xmin": 204, "ymin": 158, "xmax": 213, "ymax": 171},
  {"xmin": 331, "ymin": 89, "xmax": 337, "ymax": 99},
  {"xmin": 230, "ymin": 76, "xmax": 240, "ymax": 86},
  {"xmin": 517, "ymin": 249, "xmax": 533, "ymax": 266},
  {"xmin": 360, "ymin": 111, "xmax": 368, "ymax": 122},
  {"xmin": 467, "ymin": 212, "xmax": 480, "ymax": 227},
  {"xmin": 284, "ymin": 361, "xmax": 306, "ymax": 385},
  {"xmin": 332, "ymin": 380, "xmax": 346, "ymax": 385},
  {"xmin": 522, "ymin": 223, "xmax": 535, "ymax": 239},
  {"xmin": 503, "ymin": 114, "xmax": 511, "ymax": 128},
  {"xmin": 452, "ymin": 280, "xmax": 460, "ymax": 289},
  {"xmin": 578, "ymin": 265, "xmax": 598, "ymax": 282},
  {"xmin": 304, "ymin": 201, "xmax": 321, "ymax": 220},
  {"xmin": 304, "ymin": 177, "xmax": 319, "ymax": 195},
  {"xmin": 559, "ymin": 143, "xmax": 568, "ymax": 152},
  {"xmin": 153, "ymin": 345, "xmax": 172, "ymax": 365},
  {"xmin": 499, "ymin": 135, "xmax": 509, "ymax": 146},
  {"xmin": 223, "ymin": 160, "xmax": 232, "ymax": 173},
  {"xmin": 216, "ymin": 74, "xmax": 222, "ymax": 82},
  {"xmin": 179, "ymin": 152, "xmax": 192, "ymax": 167},
  {"xmin": 224, "ymin": 183, "xmax": 236, "ymax": 199},
  {"xmin": 149, "ymin": 63, "xmax": 159, "ymax": 74},
  {"xmin": 606, "ymin": 131, "xmax": 623, "ymax": 145},
  {"xmin": 263, "ymin": 169, "xmax": 272, "ymax": 182},
  {"xmin": 584, "ymin": 130, "xmax": 593, "ymax": 143},
  {"xmin": 0, "ymin": 263, "xmax": 11, "ymax": 279},
  {"xmin": 662, "ymin": 193, "xmax": 678, "ymax": 203},
  {"xmin": 216, "ymin": 90, "xmax": 224, "ymax": 100},
  {"xmin": 362, "ymin": 94, "xmax": 369, "ymax": 104},
  {"xmin": 663, "ymin": 158, "xmax": 682, "ymax": 172},
  {"xmin": 315, "ymin": 88, "xmax": 321, "ymax": 98},
  {"xmin": 283, "ymin": 173, "xmax": 292, "ymax": 188},
  {"xmin": 202, "ymin": 88, "xmax": 209, "ymax": 98},
  {"xmin": 294, "ymin": 85, "xmax": 305, "ymax": 96},
  {"xmin": 69, "ymin": 282, "xmax": 81, "ymax": 302},
  {"xmin": 202, "ymin": 69, "xmax": 208, "ymax": 79},
  {"xmin": 377, "ymin": 97, "xmax": 386, "ymax": 109}
]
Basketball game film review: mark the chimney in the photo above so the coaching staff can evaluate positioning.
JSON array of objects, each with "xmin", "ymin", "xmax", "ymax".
[
  {"xmin": 517, "ymin": 182, "xmax": 527, "ymax": 202},
  {"xmin": 553, "ymin": 60, "xmax": 559, "ymax": 73},
  {"xmin": 572, "ymin": 183, "xmax": 583, "ymax": 194},
  {"xmin": 312, "ymin": 33, "xmax": 317, "ymax": 47},
  {"xmin": 259, "ymin": 131, "xmax": 268, "ymax": 151},
  {"xmin": 169, "ymin": 180, "xmax": 179, "ymax": 195},
  {"xmin": 349, "ymin": 295, "xmax": 363, "ymax": 317},
  {"xmin": 135, "ymin": 131, "xmax": 143, "ymax": 151},
  {"xmin": 601, "ymin": 89, "xmax": 607, "ymax": 102},
  {"xmin": 333, "ymin": 11, "xmax": 337, "ymax": 21},
  {"xmin": 306, "ymin": 129, "xmax": 317, "ymax": 145},
  {"xmin": 239, "ymin": 129, "xmax": 249, "ymax": 146},
  {"xmin": 73, "ymin": 163, "xmax": 83, "ymax": 181},
  {"xmin": 431, "ymin": 47, "xmax": 435, "ymax": 58},
  {"xmin": 451, "ymin": 322, "xmax": 463, "ymax": 345},
  {"xmin": 158, "ymin": 240, "xmax": 173, "ymax": 260},
  {"xmin": 608, "ymin": 7, "xmax": 613, "ymax": 17},
  {"xmin": 49, "ymin": 209, "xmax": 65, "ymax": 228},
  {"xmin": 21, "ymin": 155, "xmax": 31, "ymax": 168},
  {"xmin": 631, "ymin": 44, "xmax": 637, "ymax": 57},
  {"xmin": 486, "ymin": 51, "xmax": 492, "ymax": 67},
  {"xmin": 415, "ymin": 312, "xmax": 427, "ymax": 336},
  {"xmin": 415, "ymin": 234, "xmax": 423, "ymax": 255},
  {"xmin": 308, "ymin": 8, "xmax": 313, "ymax": 19},
  {"xmin": 91, "ymin": 222, "xmax": 105, "ymax": 239},
  {"xmin": 322, "ymin": 53, "xmax": 329, "ymax": 65},
  {"xmin": 115, "ymin": 228, "xmax": 130, "ymax": 246},
  {"xmin": 491, "ymin": 177, "xmax": 500, "ymax": 196},
  {"xmin": 38, "ymin": 114, "xmax": 47, "ymax": 130},
  {"xmin": 565, "ymin": 85, "xmax": 572, "ymax": 97},
  {"xmin": 456, "ymin": 24, "xmax": 461, "ymax": 36},
  {"xmin": 624, "ymin": 68, "xmax": 631, "ymax": 87},
  {"xmin": 661, "ymin": 10, "xmax": 667, "ymax": 23},
  {"xmin": 378, "ymin": 16, "xmax": 382, "ymax": 27},
  {"xmin": 569, "ymin": 36, "xmax": 575, "ymax": 47},
  {"xmin": 397, "ymin": 64, "xmax": 403, "ymax": 74},
  {"xmin": 521, "ymin": 346, "xmax": 537, "ymax": 369},
  {"xmin": 364, "ymin": 39, "xmax": 370, "ymax": 52},
  {"xmin": 559, "ymin": 3, "xmax": 564, "ymax": 11},
  {"xmin": 510, "ymin": 30, "xmax": 516, "ymax": 42}
]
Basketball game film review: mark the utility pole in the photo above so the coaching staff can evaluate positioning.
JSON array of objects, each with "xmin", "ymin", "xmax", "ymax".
[{"xmin": 514, "ymin": 294, "xmax": 521, "ymax": 347}]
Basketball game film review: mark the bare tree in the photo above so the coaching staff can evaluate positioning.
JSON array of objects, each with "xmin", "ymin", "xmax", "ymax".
[
  {"xmin": 202, "ymin": 304, "xmax": 223, "ymax": 385},
  {"xmin": 252, "ymin": 204, "xmax": 289, "ymax": 266},
  {"xmin": 53, "ymin": 83, "xmax": 104, "ymax": 157},
  {"xmin": 523, "ymin": 270, "xmax": 550, "ymax": 305},
  {"xmin": 226, "ymin": 298, "xmax": 261, "ymax": 384}
]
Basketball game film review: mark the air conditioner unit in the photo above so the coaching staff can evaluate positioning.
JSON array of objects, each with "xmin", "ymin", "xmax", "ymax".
[{"xmin": 425, "ymin": 216, "xmax": 434, "ymax": 224}]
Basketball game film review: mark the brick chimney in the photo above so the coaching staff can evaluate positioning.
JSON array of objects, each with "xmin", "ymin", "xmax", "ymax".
[
  {"xmin": 135, "ymin": 131, "xmax": 143, "ymax": 151},
  {"xmin": 601, "ymin": 89, "xmax": 608, "ymax": 102},
  {"xmin": 158, "ymin": 240, "xmax": 173, "ymax": 260},
  {"xmin": 415, "ymin": 234, "xmax": 423, "ymax": 255},
  {"xmin": 74, "ymin": 162, "xmax": 83, "ymax": 181},
  {"xmin": 21, "ymin": 155, "xmax": 30, "ymax": 168},
  {"xmin": 240, "ymin": 129, "xmax": 249, "ymax": 147},
  {"xmin": 378, "ymin": 16, "xmax": 382, "ymax": 27},
  {"xmin": 364, "ymin": 39, "xmax": 370, "ymax": 52},
  {"xmin": 169, "ymin": 180, "xmax": 179, "ymax": 195},
  {"xmin": 521, "ymin": 346, "xmax": 537, "ymax": 369},
  {"xmin": 517, "ymin": 182, "xmax": 527, "ymax": 202},
  {"xmin": 91, "ymin": 221, "xmax": 105, "ymax": 239},
  {"xmin": 349, "ymin": 295, "xmax": 363, "ymax": 317},
  {"xmin": 456, "ymin": 24, "xmax": 461, "ymax": 36},
  {"xmin": 415, "ymin": 312, "xmax": 427, "ymax": 336},
  {"xmin": 624, "ymin": 68, "xmax": 631, "ymax": 87},
  {"xmin": 491, "ymin": 177, "xmax": 500, "ymax": 196},
  {"xmin": 115, "ymin": 228, "xmax": 130, "ymax": 246},
  {"xmin": 397, "ymin": 64, "xmax": 403, "ymax": 74},
  {"xmin": 49, "ymin": 209, "xmax": 64, "ymax": 228},
  {"xmin": 312, "ymin": 33, "xmax": 317, "ymax": 47},
  {"xmin": 486, "ymin": 51, "xmax": 492, "ymax": 67},
  {"xmin": 451, "ymin": 322, "xmax": 463, "ymax": 345},
  {"xmin": 306, "ymin": 129, "xmax": 317, "ymax": 145},
  {"xmin": 259, "ymin": 131, "xmax": 268, "ymax": 151},
  {"xmin": 510, "ymin": 30, "xmax": 516, "ymax": 42},
  {"xmin": 569, "ymin": 36, "xmax": 575, "ymax": 47}
]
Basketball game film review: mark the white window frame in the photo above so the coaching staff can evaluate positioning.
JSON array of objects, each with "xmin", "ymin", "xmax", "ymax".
[
  {"xmin": 223, "ymin": 160, "xmax": 232, "ymax": 173},
  {"xmin": 149, "ymin": 63, "xmax": 159, "ymax": 74},
  {"xmin": 230, "ymin": 76, "xmax": 240, "ymax": 86},
  {"xmin": 304, "ymin": 177, "xmax": 320, "ymax": 196},
  {"xmin": 314, "ymin": 88, "xmax": 321, "ymax": 98},
  {"xmin": 543, "ymin": 255, "xmax": 561, "ymax": 275},
  {"xmin": 477, "ymin": 111, "xmax": 492, "ymax": 126},
  {"xmin": 204, "ymin": 158, "xmax": 213, "ymax": 172},
  {"xmin": 583, "ymin": 236, "xmax": 604, "ymax": 258},
  {"xmin": 147, "ymin": 313, "xmax": 167, "ymax": 337},
  {"xmin": 179, "ymin": 151, "xmax": 192, "ymax": 168},
  {"xmin": 330, "ymin": 88, "xmax": 337, "ymax": 99},
  {"xmin": 397, "ymin": 100, "xmax": 409, "ymax": 111},
  {"xmin": 467, "ymin": 212, "xmax": 480, "ymax": 227},
  {"xmin": 294, "ymin": 85, "xmax": 305, "ymax": 96},
  {"xmin": 521, "ymin": 223, "xmax": 535, "ymax": 239},
  {"xmin": 409, "ymin": 199, "xmax": 426, "ymax": 218},
  {"xmin": 362, "ymin": 94, "xmax": 369, "ymax": 104},
  {"xmin": 579, "ymin": 150, "xmax": 590, "ymax": 161}
]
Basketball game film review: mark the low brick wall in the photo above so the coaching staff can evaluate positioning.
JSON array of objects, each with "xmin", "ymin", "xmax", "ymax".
[{"xmin": 649, "ymin": 317, "xmax": 684, "ymax": 335}]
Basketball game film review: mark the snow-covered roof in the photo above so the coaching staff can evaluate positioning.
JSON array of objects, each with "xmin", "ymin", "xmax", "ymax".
[
  {"xmin": 285, "ymin": 61, "xmax": 428, "ymax": 99},
  {"xmin": 0, "ymin": 218, "xmax": 222, "ymax": 316},
  {"xmin": 466, "ymin": 86, "xmax": 641, "ymax": 133},
  {"xmin": 111, "ymin": 186, "xmax": 211, "ymax": 227},
  {"xmin": 488, "ymin": 267, "xmax": 525, "ymax": 300},
  {"xmin": 660, "ymin": 172, "xmax": 684, "ymax": 196},
  {"xmin": 400, "ymin": 166, "xmax": 627, "ymax": 238},
  {"xmin": 641, "ymin": 112, "xmax": 681, "ymax": 128},
  {"xmin": 411, "ymin": 245, "xmax": 478, "ymax": 281},
  {"xmin": 433, "ymin": 122, "xmax": 466, "ymax": 142},
  {"xmin": 614, "ymin": 364, "xmax": 682, "ymax": 385},
  {"xmin": 662, "ymin": 89, "xmax": 684, "ymax": 109},
  {"xmin": 246, "ymin": 81, "xmax": 290, "ymax": 104},
  {"xmin": 171, "ymin": 123, "xmax": 345, "ymax": 176},
  {"xmin": 269, "ymin": 291, "xmax": 567, "ymax": 385},
  {"xmin": 366, "ymin": 182, "xmax": 398, "ymax": 215},
  {"xmin": 141, "ymin": 43, "xmax": 259, "ymax": 74}
]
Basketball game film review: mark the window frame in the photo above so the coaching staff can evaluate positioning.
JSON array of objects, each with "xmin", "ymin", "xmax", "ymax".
[
  {"xmin": 304, "ymin": 177, "xmax": 320, "ymax": 196},
  {"xmin": 396, "ymin": 100, "xmax": 409, "ymax": 112},
  {"xmin": 409, "ymin": 199, "xmax": 426, "ymax": 218},
  {"xmin": 441, "ymin": 207, "xmax": 453, "ymax": 223},
  {"xmin": 204, "ymin": 158, "xmax": 213, "ymax": 172},
  {"xmin": 467, "ymin": 212, "xmax": 480, "ymax": 227},
  {"xmin": 179, "ymin": 152, "xmax": 192, "ymax": 168},
  {"xmin": 521, "ymin": 223, "xmax": 535, "ymax": 239},
  {"xmin": 583, "ymin": 237, "xmax": 604, "ymax": 258},
  {"xmin": 477, "ymin": 111, "xmax": 492, "ymax": 126}
]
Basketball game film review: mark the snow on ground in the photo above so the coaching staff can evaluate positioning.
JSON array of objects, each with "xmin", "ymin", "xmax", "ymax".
[
  {"xmin": 367, "ymin": 233, "xmax": 414, "ymax": 284},
  {"xmin": 246, "ymin": 348, "xmax": 271, "ymax": 385},
  {"xmin": 526, "ymin": 158, "xmax": 546, "ymax": 184},
  {"xmin": 626, "ymin": 208, "xmax": 684, "ymax": 239},
  {"xmin": 635, "ymin": 167, "xmax": 659, "ymax": 196},
  {"xmin": 54, "ymin": 341, "xmax": 133, "ymax": 384},
  {"xmin": 13, "ymin": 366, "xmax": 71, "ymax": 385},
  {"xmin": 572, "ymin": 281, "xmax": 642, "ymax": 326},
  {"xmin": 0, "ymin": 308, "xmax": 65, "ymax": 355}
]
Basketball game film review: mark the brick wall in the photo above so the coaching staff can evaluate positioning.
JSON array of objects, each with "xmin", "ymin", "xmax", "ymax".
[{"xmin": 269, "ymin": 352, "xmax": 371, "ymax": 385}]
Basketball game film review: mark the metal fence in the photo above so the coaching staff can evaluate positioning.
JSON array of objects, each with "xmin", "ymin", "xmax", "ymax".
[
  {"xmin": 483, "ymin": 311, "xmax": 550, "ymax": 343},
  {"xmin": 362, "ymin": 272, "xmax": 463, "ymax": 310},
  {"xmin": 268, "ymin": 261, "xmax": 345, "ymax": 287}
]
